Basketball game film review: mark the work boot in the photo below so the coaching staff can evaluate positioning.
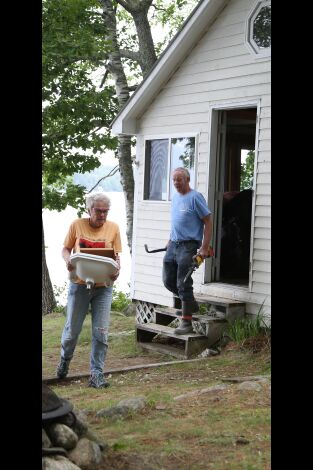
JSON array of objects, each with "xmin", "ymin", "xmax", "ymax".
[
  {"xmin": 174, "ymin": 300, "xmax": 199, "ymax": 334},
  {"xmin": 88, "ymin": 372, "xmax": 110, "ymax": 389},
  {"xmin": 174, "ymin": 319, "xmax": 193, "ymax": 335},
  {"xmin": 56, "ymin": 358, "xmax": 71, "ymax": 379}
]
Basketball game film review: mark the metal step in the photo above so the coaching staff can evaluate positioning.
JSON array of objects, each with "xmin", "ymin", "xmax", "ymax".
[{"xmin": 136, "ymin": 323, "xmax": 210, "ymax": 359}]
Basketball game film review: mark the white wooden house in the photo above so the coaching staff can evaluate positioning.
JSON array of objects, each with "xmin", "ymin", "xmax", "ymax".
[{"xmin": 112, "ymin": 0, "xmax": 271, "ymax": 321}]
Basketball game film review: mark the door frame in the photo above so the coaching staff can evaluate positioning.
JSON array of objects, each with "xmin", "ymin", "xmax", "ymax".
[{"xmin": 204, "ymin": 99, "xmax": 261, "ymax": 291}]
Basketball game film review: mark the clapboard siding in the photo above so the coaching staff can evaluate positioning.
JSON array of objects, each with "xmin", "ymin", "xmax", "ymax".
[
  {"xmin": 253, "ymin": 260, "xmax": 271, "ymax": 273},
  {"xmin": 255, "ymin": 206, "xmax": 270, "ymax": 217},
  {"xmin": 164, "ymin": 62, "xmax": 270, "ymax": 88},
  {"xmin": 254, "ymin": 249, "xmax": 271, "ymax": 261},
  {"xmin": 257, "ymin": 162, "xmax": 271, "ymax": 173},
  {"xmin": 255, "ymin": 183, "xmax": 270, "ymax": 195},
  {"xmin": 254, "ymin": 227, "xmax": 270, "ymax": 239},
  {"xmin": 140, "ymin": 85, "xmax": 271, "ymax": 114},
  {"xmin": 256, "ymin": 195, "xmax": 270, "ymax": 206},
  {"xmin": 131, "ymin": 0, "xmax": 271, "ymax": 316},
  {"xmin": 161, "ymin": 73, "xmax": 271, "ymax": 96}
]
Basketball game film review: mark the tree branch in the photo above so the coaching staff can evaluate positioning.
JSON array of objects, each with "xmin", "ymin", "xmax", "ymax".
[
  {"xmin": 115, "ymin": 0, "xmax": 132, "ymax": 12},
  {"xmin": 100, "ymin": 69, "xmax": 110, "ymax": 88},
  {"xmin": 119, "ymin": 48, "xmax": 141, "ymax": 62},
  {"xmin": 87, "ymin": 165, "xmax": 119, "ymax": 193},
  {"xmin": 115, "ymin": 0, "xmax": 153, "ymax": 14}
]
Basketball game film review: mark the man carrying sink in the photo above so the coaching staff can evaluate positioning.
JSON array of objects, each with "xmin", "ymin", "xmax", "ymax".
[{"xmin": 56, "ymin": 192, "xmax": 122, "ymax": 389}]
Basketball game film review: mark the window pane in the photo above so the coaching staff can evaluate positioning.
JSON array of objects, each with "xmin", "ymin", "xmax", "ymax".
[
  {"xmin": 253, "ymin": 5, "xmax": 271, "ymax": 48},
  {"xmin": 144, "ymin": 139, "xmax": 168, "ymax": 200},
  {"xmin": 169, "ymin": 137, "xmax": 195, "ymax": 199}
]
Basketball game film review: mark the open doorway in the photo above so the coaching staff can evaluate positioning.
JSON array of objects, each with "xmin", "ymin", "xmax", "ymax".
[{"xmin": 209, "ymin": 107, "xmax": 257, "ymax": 286}]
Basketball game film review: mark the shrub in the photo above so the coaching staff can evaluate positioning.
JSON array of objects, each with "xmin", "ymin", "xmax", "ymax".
[
  {"xmin": 111, "ymin": 285, "xmax": 131, "ymax": 312},
  {"xmin": 53, "ymin": 283, "xmax": 68, "ymax": 314}
]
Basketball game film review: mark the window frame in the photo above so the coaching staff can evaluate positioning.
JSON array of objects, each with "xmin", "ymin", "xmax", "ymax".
[
  {"xmin": 245, "ymin": 0, "xmax": 271, "ymax": 58},
  {"xmin": 142, "ymin": 133, "xmax": 198, "ymax": 203}
]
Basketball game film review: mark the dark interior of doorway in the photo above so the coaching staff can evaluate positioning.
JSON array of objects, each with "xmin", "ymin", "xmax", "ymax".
[{"xmin": 220, "ymin": 107, "xmax": 257, "ymax": 285}]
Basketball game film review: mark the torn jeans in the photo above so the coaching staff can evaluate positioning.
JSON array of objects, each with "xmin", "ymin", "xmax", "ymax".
[{"xmin": 60, "ymin": 282, "xmax": 113, "ymax": 374}]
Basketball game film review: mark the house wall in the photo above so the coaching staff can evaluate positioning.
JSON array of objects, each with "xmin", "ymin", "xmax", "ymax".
[{"xmin": 131, "ymin": 0, "xmax": 271, "ymax": 318}]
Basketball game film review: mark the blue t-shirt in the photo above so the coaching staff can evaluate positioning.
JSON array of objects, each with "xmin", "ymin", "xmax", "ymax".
[{"xmin": 170, "ymin": 189, "xmax": 211, "ymax": 242}]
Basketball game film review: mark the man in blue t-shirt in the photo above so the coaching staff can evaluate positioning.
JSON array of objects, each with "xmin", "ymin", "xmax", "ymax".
[{"xmin": 163, "ymin": 167, "xmax": 213, "ymax": 334}]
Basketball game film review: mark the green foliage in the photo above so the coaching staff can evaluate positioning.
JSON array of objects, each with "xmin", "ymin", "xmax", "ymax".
[
  {"xmin": 42, "ymin": 0, "xmax": 118, "ymax": 212},
  {"xmin": 52, "ymin": 283, "xmax": 68, "ymax": 313},
  {"xmin": 111, "ymin": 285, "xmax": 131, "ymax": 312},
  {"xmin": 240, "ymin": 150, "xmax": 255, "ymax": 190},
  {"xmin": 226, "ymin": 312, "xmax": 271, "ymax": 346}
]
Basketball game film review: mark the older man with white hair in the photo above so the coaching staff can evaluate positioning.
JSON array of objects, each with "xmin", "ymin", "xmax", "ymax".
[
  {"xmin": 56, "ymin": 192, "xmax": 122, "ymax": 388},
  {"xmin": 163, "ymin": 167, "xmax": 213, "ymax": 334}
]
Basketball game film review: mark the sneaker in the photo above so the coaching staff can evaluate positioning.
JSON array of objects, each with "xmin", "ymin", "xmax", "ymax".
[
  {"xmin": 56, "ymin": 358, "xmax": 71, "ymax": 379},
  {"xmin": 88, "ymin": 372, "xmax": 110, "ymax": 389}
]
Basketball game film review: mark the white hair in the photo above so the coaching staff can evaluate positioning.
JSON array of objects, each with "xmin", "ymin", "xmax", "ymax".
[
  {"xmin": 85, "ymin": 192, "xmax": 111, "ymax": 211},
  {"xmin": 172, "ymin": 167, "xmax": 190, "ymax": 181}
]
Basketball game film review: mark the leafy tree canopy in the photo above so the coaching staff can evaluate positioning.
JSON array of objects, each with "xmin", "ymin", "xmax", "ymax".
[
  {"xmin": 42, "ymin": 0, "xmax": 118, "ymax": 212},
  {"xmin": 240, "ymin": 150, "xmax": 255, "ymax": 190}
]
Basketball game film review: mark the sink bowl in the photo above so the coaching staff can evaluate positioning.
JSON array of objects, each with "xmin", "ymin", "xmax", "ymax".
[{"xmin": 69, "ymin": 253, "xmax": 119, "ymax": 288}]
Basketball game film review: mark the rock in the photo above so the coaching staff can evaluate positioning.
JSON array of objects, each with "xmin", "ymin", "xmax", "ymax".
[
  {"xmin": 174, "ymin": 384, "xmax": 227, "ymax": 401},
  {"xmin": 96, "ymin": 396, "xmax": 146, "ymax": 419},
  {"xmin": 84, "ymin": 429, "xmax": 109, "ymax": 452},
  {"xmin": 46, "ymin": 423, "xmax": 79, "ymax": 450},
  {"xmin": 197, "ymin": 348, "xmax": 219, "ymax": 358},
  {"xmin": 238, "ymin": 381, "xmax": 262, "ymax": 391},
  {"xmin": 68, "ymin": 437, "xmax": 102, "ymax": 470},
  {"xmin": 42, "ymin": 455, "xmax": 81, "ymax": 470}
]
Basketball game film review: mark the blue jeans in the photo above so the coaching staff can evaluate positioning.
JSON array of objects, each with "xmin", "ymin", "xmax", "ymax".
[
  {"xmin": 162, "ymin": 240, "xmax": 200, "ymax": 301},
  {"xmin": 60, "ymin": 282, "xmax": 113, "ymax": 374}
]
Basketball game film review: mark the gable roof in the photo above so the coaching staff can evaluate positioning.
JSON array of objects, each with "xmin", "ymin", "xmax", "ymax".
[{"xmin": 111, "ymin": 0, "xmax": 229, "ymax": 135}]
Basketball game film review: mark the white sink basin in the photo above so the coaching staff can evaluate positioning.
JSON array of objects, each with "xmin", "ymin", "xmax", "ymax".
[{"xmin": 69, "ymin": 253, "xmax": 119, "ymax": 288}]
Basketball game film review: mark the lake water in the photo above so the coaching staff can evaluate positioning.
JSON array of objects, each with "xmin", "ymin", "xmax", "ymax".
[{"xmin": 43, "ymin": 192, "xmax": 131, "ymax": 304}]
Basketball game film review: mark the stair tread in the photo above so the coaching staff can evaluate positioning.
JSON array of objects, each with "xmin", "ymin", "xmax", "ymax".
[
  {"xmin": 136, "ymin": 322, "xmax": 206, "ymax": 339},
  {"xmin": 195, "ymin": 294, "xmax": 245, "ymax": 306},
  {"xmin": 155, "ymin": 307, "xmax": 226, "ymax": 321}
]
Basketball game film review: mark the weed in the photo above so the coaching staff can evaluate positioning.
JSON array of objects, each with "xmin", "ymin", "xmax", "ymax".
[
  {"xmin": 225, "ymin": 306, "xmax": 271, "ymax": 351},
  {"xmin": 111, "ymin": 285, "xmax": 131, "ymax": 312}
]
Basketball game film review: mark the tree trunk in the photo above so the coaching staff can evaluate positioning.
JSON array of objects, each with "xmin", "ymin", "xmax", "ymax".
[
  {"xmin": 101, "ymin": 0, "xmax": 134, "ymax": 251},
  {"xmin": 100, "ymin": 0, "xmax": 158, "ymax": 252},
  {"xmin": 42, "ymin": 216, "xmax": 56, "ymax": 315},
  {"xmin": 128, "ymin": 6, "xmax": 157, "ymax": 74}
]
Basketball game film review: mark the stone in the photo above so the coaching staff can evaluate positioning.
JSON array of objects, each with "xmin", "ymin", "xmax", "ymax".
[
  {"xmin": 96, "ymin": 396, "xmax": 146, "ymax": 419},
  {"xmin": 42, "ymin": 455, "xmax": 81, "ymax": 470},
  {"xmin": 46, "ymin": 423, "xmax": 79, "ymax": 450},
  {"xmin": 68, "ymin": 437, "xmax": 102, "ymax": 470},
  {"xmin": 238, "ymin": 381, "xmax": 262, "ymax": 391}
]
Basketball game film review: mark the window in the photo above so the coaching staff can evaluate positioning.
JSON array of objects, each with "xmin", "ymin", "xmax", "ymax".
[
  {"xmin": 144, "ymin": 136, "xmax": 196, "ymax": 201},
  {"xmin": 246, "ymin": 1, "xmax": 271, "ymax": 56}
]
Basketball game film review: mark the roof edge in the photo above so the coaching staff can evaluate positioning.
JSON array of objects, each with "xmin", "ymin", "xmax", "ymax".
[{"xmin": 111, "ymin": 0, "xmax": 228, "ymax": 135}]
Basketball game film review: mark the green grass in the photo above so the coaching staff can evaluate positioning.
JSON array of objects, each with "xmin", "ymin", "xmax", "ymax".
[{"xmin": 43, "ymin": 310, "xmax": 271, "ymax": 470}]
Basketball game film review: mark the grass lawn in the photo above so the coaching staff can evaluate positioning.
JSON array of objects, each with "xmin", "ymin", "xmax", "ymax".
[{"xmin": 42, "ymin": 311, "xmax": 271, "ymax": 470}]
